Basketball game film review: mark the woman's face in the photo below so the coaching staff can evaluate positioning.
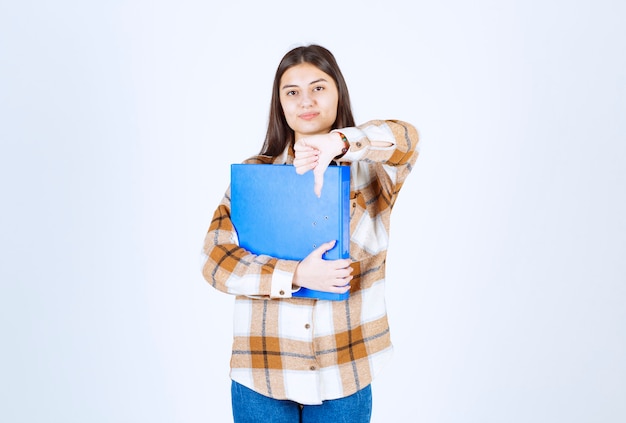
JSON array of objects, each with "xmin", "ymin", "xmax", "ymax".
[{"xmin": 279, "ymin": 63, "xmax": 339, "ymax": 140}]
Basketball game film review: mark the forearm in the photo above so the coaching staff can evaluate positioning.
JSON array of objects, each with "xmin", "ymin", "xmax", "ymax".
[
  {"xmin": 201, "ymin": 198, "xmax": 299, "ymax": 299},
  {"xmin": 334, "ymin": 120, "xmax": 419, "ymax": 170}
]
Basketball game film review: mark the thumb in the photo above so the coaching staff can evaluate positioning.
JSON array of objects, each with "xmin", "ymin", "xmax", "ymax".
[
  {"xmin": 313, "ymin": 164, "xmax": 328, "ymax": 198},
  {"xmin": 314, "ymin": 178, "xmax": 323, "ymax": 198},
  {"xmin": 312, "ymin": 240, "xmax": 337, "ymax": 258}
]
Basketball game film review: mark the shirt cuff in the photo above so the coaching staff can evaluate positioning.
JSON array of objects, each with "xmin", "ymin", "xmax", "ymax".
[
  {"xmin": 332, "ymin": 127, "xmax": 370, "ymax": 161},
  {"xmin": 270, "ymin": 260, "xmax": 300, "ymax": 298}
]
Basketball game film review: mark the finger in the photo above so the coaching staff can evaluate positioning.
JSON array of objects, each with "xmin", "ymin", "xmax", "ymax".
[
  {"xmin": 294, "ymin": 144, "xmax": 315, "ymax": 153},
  {"xmin": 335, "ymin": 267, "xmax": 353, "ymax": 278},
  {"xmin": 323, "ymin": 282, "xmax": 349, "ymax": 293},
  {"xmin": 312, "ymin": 161, "xmax": 330, "ymax": 198},
  {"xmin": 333, "ymin": 283, "xmax": 351, "ymax": 293},
  {"xmin": 332, "ymin": 276, "xmax": 352, "ymax": 288},
  {"xmin": 293, "ymin": 152, "xmax": 318, "ymax": 163},
  {"xmin": 294, "ymin": 151, "xmax": 319, "ymax": 162},
  {"xmin": 294, "ymin": 161, "xmax": 317, "ymax": 175},
  {"xmin": 294, "ymin": 139, "xmax": 317, "ymax": 152}
]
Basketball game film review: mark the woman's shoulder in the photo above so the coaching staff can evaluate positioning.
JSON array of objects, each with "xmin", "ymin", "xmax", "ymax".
[{"xmin": 241, "ymin": 155, "xmax": 275, "ymax": 165}]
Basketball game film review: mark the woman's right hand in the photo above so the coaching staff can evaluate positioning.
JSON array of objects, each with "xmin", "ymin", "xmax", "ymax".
[
  {"xmin": 293, "ymin": 240, "xmax": 353, "ymax": 294},
  {"xmin": 294, "ymin": 133, "xmax": 346, "ymax": 197}
]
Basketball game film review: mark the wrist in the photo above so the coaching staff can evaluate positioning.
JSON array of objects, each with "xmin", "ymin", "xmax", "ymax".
[{"xmin": 332, "ymin": 131, "xmax": 349, "ymax": 160}]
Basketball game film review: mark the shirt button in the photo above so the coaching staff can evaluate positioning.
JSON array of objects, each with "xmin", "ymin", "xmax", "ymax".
[
  {"xmin": 356, "ymin": 142, "xmax": 362, "ymax": 147},
  {"xmin": 279, "ymin": 290, "xmax": 285, "ymax": 296},
  {"xmin": 304, "ymin": 324, "xmax": 310, "ymax": 329}
]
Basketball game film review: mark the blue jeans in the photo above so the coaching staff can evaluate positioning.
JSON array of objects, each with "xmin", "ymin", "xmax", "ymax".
[{"xmin": 231, "ymin": 381, "xmax": 372, "ymax": 423}]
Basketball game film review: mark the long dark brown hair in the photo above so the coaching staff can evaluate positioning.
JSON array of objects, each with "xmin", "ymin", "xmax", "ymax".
[{"xmin": 260, "ymin": 45, "xmax": 355, "ymax": 156}]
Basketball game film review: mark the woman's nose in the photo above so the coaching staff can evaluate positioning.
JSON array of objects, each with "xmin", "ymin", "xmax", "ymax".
[{"xmin": 299, "ymin": 92, "xmax": 314, "ymax": 107}]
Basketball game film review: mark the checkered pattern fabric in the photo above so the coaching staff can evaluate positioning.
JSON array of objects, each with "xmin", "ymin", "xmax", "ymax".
[{"xmin": 202, "ymin": 120, "xmax": 419, "ymax": 404}]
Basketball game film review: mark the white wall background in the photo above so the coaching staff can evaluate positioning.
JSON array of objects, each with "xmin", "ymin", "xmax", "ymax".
[{"xmin": 1, "ymin": 0, "xmax": 625, "ymax": 422}]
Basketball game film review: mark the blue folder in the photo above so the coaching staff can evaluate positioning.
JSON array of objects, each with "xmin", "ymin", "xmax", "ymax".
[{"xmin": 230, "ymin": 164, "xmax": 351, "ymax": 301}]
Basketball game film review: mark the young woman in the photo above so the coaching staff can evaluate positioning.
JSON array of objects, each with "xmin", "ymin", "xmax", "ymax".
[{"xmin": 202, "ymin": 44, "xmax": 419, "ymax": 423}]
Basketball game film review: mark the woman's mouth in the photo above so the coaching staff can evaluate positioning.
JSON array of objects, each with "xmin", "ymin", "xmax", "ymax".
[{"xmin": 298, "ymin": 112, "xmax": 319, "ymax": 121}]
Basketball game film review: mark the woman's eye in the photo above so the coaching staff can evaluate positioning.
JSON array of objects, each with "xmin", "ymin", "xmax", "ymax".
[
  {"xmin": 286, "ymin": 90, "xmax": 297, "ymax": 96},
  {"xmin": 313, "ymin": 86, "xmax": 324, "ymax": 92}
]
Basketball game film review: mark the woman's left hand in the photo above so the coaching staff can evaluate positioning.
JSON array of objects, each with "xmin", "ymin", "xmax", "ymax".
[{"xmin": 294, "ymin": 133, "xmax": 344, "ymax": 197}]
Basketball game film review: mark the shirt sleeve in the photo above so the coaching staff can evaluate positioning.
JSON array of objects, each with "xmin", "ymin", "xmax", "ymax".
[
  {"xmin": 334, "ymin": 120, "xmax": 419, "ymax": 205},
  {"xmin": 201, "ymin": 188, "xmax": 300, "ymax": 299}
]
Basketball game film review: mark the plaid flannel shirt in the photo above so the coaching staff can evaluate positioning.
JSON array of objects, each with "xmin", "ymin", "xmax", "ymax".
[{"xmin": 202, "ymin": 120, "xmax": 419, "ymax": 404}]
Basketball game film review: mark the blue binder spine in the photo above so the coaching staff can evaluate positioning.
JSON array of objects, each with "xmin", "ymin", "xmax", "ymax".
[{"xmin": 294, "ymin": 165, "xmax": 350, "ymax": 300}]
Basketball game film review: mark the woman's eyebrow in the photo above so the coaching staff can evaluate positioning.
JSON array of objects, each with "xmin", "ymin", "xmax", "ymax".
[{"xmin": 281, "ymin": 78, "xmax": 328, "ymax": 90}]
